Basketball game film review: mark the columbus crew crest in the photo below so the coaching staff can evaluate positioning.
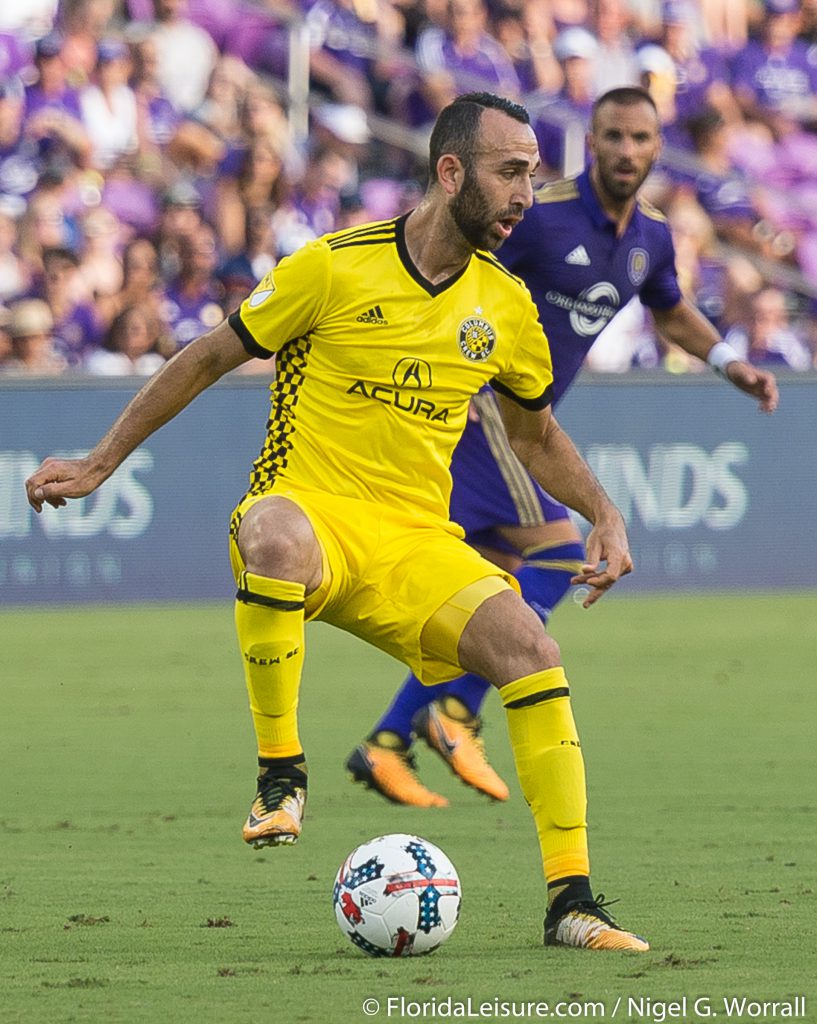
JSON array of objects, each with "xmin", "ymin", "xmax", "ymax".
[{"xmin": 457, "ymin": 316, "xmax": 496, "ymax": 361}]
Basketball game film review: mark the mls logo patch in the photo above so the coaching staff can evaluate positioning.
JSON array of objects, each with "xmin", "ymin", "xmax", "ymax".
[
  {"xmin": 457, "ymin": 316, "xmax": 496, "ymax": 361},
  {"xmin": 248, "ymin": 270, "xmax": 276, "ymax": 307},
  {"xmin": 627, "ymin": 248, "xmax": 649, "ymax": 287}
]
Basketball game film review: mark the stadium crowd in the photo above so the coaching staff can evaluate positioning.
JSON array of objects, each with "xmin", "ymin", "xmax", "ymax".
[{"xmin": 0, "ymin": 0, "xmax": 815, "ymax": 375}]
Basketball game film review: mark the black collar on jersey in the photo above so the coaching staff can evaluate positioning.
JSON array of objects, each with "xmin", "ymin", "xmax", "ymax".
[{"xmin": 395, "ymin": 212, "xmax": 470, "ymax": 297}]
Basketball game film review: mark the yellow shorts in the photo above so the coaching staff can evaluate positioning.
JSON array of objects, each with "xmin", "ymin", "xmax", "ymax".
[{"xmin": 229, "ymin": 486, "xmax": 517, "ymax": 684}]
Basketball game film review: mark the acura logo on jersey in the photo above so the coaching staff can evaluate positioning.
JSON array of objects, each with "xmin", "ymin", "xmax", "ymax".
[
  {"xmin": 457, "ymin": 316, "xmax": 496, "ymax": 361},
  {"xmin": 392, "ymin": 358, "xmax": 432, "ymax": 389},
  {"xmin": 346, "ymin": 379, "xmax": 450, "ymax": 421}
]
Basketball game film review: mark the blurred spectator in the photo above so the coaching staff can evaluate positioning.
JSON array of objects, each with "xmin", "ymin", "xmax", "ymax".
[
  {"xmin": 59, "ymin": 0, "xmax": 118, "ymax": 86},
  {"xmin": 37, "ymin": 245, "xmax": 103, "ymax": 366},
  {"xmin": 0, "ymin": 75, "xmax": 40, "ymax": 200},
  {"xmin": 17, "ymin": 183, "xmax": 78, "ymax": 274},
  {"xmin": 725, "ymin": 285, "xmax": 812, "ymax": 368},
  {"xmin": 305, "ymin": 0, "xmax": 381, "ymax": 110},
  {"xmin": 163, "ymin": 221, "xmax": 223, "ymax": 350},
  {"xmin": 80, "ymin": 38, "xmax": 139, "ymax": 171},
  {"xmin": 0, "ymin": 71, "xmax": 24, "ymax": 149},
  {"xmin": 532, "ymin": 26, "xmax": 597, "ymax": 177},
  {"xmin": 218, "ymin": 203, "xmax": 277, "ymax": 304},
  {"xmin": 97, "ymin": 235, "xmax": 167, "ymax": 326},
  {"xmin": 78, "ymin": 204, "xmax": 124, "ymax": 299},
  {"xmin": 195, "ymin": 56, "xmax": 254, "ymax": 146},
  {"xmin": 275, "ymin": 146, "xmax": 354, "ymax": 242},
  {"xmin": 100, "ymin": 155, "xmax": 160, "ymax": 234},
  {"xmin": 731, "ymin": 0, "xmax": 817, "ymax": 135},
  {"xmin": 590, "ymin": 0, "xmax": 639, "ymax": 93},
  {"xmin": 415, "ymin": 0, "xmax": 521, "ymax": 121},
  {"xmin": 84, "ymin": 302, "xmax": 168, "ymax": 374},
  {"xmin": 215, "ymin": 137, "xmax": 290, "ymax": 255},
  {"xmin": 148, "ymin": 0, "xmax": 218, "ymax": 115},
  {"xmin": 24, "ymin": 31, "xmax": 92, "ymax": 168},
  {"xmin": 240, "ymin": 82, "xmax": 297, "ymax": 164},
  {"xmin": 0, "ymin": 297, "xmax": 66, "ymax": 374},
  {"xmin": 664, "ymin": 190, "xmax": 761, "ymax": 335},
  {"xmin": 491, "ymin": 1, "xmax": 562, "ymax": 95},
  {"xmin": 0, "ymin": 198, "xmax": 30, "ymax": 301},
  {"xmin": 636, "ymin": 43, "xmax": 689, "ymax": 147},
  {"xmin": 155, "ymin": 177, "xmax": 203, "ymax": 278},
  {"xmin": 130, "ymin": 31, "xmax": 182, "ymax": 159},
  {"xmin": 658, "ymin": 0, "xmax": 741, "ymax": 126},
  {"xmin": 681, "ymin": 108, "xmax": 774, "ymax": 256},
  {"xmin": 700, "ymin": 0, "xmax": 749, "ymax": 51}
]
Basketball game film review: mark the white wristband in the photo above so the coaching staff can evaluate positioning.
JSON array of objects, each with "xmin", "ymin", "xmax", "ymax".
[{"xmin": 706, "ymin": 341, "xmax": 740, "ymax": 377}]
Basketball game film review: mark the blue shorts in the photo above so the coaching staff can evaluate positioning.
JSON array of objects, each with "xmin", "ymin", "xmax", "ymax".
[{"xmin": 449, "ymin": 390, "xmax": 569, "ymax": 556}]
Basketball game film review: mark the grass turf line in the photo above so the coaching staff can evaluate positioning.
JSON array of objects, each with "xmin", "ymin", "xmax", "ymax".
[{"xmin": 0, "ymin": 593, "xmax": 815, "ymax": 1024}]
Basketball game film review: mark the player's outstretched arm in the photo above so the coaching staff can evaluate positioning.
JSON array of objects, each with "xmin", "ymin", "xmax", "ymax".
[
  {"xmin": 26, "ymin": 319, "xmax": 252, "ymax": 513},
  {"xmin": 496, "ymin": 394, "xmax": 633, "ymax": 607},
  {"xmin": 652, "ymin": 299, "xmax": 779, "ymax": 413}
]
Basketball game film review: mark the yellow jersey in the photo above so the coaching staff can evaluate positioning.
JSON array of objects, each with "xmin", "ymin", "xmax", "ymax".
[{"xmin": 229, "ymin": 215, "xmax": 553, "ymax": 522}]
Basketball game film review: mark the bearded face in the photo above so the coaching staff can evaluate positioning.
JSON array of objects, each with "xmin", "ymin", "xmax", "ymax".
[{"xmin": 450, "ymin": 163, "xmax": 525, "ymax": 252}]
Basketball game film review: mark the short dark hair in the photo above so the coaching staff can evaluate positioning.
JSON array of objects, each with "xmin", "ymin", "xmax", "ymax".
[
  {"xmin": 591, "ymin": 87, "xmax": 658, "ymax": 130},
  {"xmin": 428, "ymin": 92, "xmax": 530, "ymax": 181}
]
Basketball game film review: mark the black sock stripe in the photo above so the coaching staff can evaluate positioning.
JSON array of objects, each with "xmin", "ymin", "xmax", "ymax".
[
  {"xmin": 236, "ymin": 588, "xmax": 305, "ymax": 611},
  {"xmin": 259, "ymin": 753, "xmax": 305, "ymax": 769},
  {"xmin": 504, "ymin": 685, "xmax": 570, "ymax": 709}
]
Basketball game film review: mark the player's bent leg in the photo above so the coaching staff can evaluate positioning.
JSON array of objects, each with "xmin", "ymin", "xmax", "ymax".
[
  {"xmin": 416, "ymin": 533, "xmax": 586, "ymax": 802},
  {"xmin": 233, "ymin": 495, "xmax": 323, "ymax": 848},
  {"xmin": 457, "ymin": 593, "xmax": 649, "ymax": 952}
]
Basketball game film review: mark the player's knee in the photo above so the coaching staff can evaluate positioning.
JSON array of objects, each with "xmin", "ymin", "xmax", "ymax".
[
  {"xmin": 238, "ymin": 501, "xmax": 318, "ymax": 578},
  {"xmin": 516, "ymin": 612, "xmax": 560, "ymax": 668}
]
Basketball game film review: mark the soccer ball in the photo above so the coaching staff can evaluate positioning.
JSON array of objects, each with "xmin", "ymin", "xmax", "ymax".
[{"xmin": 333, "ymin": 833, "xmax": 461, "ymax": 957}]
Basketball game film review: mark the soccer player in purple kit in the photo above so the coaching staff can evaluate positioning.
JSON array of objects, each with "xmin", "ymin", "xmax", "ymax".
[{"xmin": 347, "ymin": 86, "xmax": 779, "ymax": 809}]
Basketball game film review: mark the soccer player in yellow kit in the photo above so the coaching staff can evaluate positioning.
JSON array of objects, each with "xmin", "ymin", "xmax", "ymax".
[{"xmin": 25, "ymin": 93, "xmax": 647, "ymax": 952}]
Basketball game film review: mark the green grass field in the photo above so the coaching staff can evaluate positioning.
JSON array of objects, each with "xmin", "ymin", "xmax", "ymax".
[{"xmin": 1, "ymin": 593, "xmax": 815, "ymax": 1024}]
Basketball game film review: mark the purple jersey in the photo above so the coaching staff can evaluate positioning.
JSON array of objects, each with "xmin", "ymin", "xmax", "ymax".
[
  {"xmin": 731, "ymin": 39, "xmax": 817, "ymax": 111},
  {"xmin": 674, "ymin": 48, "xmax": 729, "ymax": 123},
  {"xmin": 449, "ymin": 170, "xmax": 682, "ymax": 544},
  {"xmin": 497, "ymin": 170, "xmax": 681, "ymax": 405},
  {"xmin": 52, "ymin": 302, "xmax": 103, "ymax": 368},
  {"xmin": 24, "ymin": 84, "xmax": 83, "ymax": 122},
  {"xmin": 163, "ymin": 283, "xmax": 224, "ymax": 349}
]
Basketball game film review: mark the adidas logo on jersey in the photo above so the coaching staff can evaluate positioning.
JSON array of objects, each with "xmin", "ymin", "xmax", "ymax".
[
  {"xmin": 356, "ymin": 304, "xmax": 388, "ymax": 325},
  {"xmin": 565, "ymin": 245, "xmax": 591, "ymax": 266}
]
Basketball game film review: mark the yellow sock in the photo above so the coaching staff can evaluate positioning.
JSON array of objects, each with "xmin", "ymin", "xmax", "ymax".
[
  {"xmin": 501, "ymin": 667, "xmax": 590, "ymax": 882},
  {"xmin": 234, "ymin": 570, "xmax": 306, "ymax": 760}
]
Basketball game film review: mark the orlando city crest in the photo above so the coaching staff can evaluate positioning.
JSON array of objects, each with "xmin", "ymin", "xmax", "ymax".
[
  {"xmin": 627, "ymin": 248, "xmax": 649, "ymax": 287},
  {"xmin": 457, "ymin": 316, "xmax": 496, "ymax": 361}
]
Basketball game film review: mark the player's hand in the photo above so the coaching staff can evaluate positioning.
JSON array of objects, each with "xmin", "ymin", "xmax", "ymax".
[
  {"xmin": 25, "ymin": 457, "xmax": 103, "ymax": 513},
  {"xmin": 571, "ymin": 512, "xmax": 633, "ymax": 608},
  {"xmin": 725, "ymin": 361, "xmax": 779, "ymax": 413}
]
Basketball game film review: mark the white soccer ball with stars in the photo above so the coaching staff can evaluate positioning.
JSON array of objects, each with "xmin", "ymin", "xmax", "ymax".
[{"xmin": 333, "ymin": 833, "xmax": 461, "ymax": 957}]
